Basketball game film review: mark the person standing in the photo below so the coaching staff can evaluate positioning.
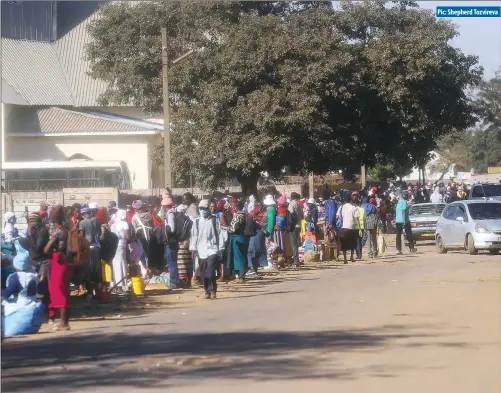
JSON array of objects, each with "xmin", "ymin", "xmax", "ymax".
[
  {"xmin": 174, "ymin": 204, "xmax": 193, "ymax": 288},
  {"xmin": 395, "ymin": 191, "xmax": 416, "ymax": 255},
  {"xmin": 79, "ymin": 203, "xmax": 102, "ymax": 297},
  {"xmin": 261, "ymin": 195, "xmax": 277, "ymax": 269},
  {"xmin": 364, "ymin": 198, "xmax": 380, "ymax": 259},
  {"xmin": 355, "ymin": 195, "xmax": 365, "ymax": 260},
  {"xmin": 111, "ymin": 210, "xmax": 130, "ymax": 292},
  {"xmin": 161, "ymin": 197, "xmax": 179, "ymax": 288},
  {"xmin": 288, "ymin": 192, "xmax": 304, "ymax": 268},
  {"xmin": 305, "ymin": 198, "xmax": 318, "ymax": 231},
  {"xmin": 226, "ymin": 200, "xmax": 249, "ymax": 283},
  {"xmin": 43, "ymin": 206, "xmax": 72, "ymax": 331},
  {"xmin": 246, "ymin": 202, "xmax": 267, "ymax": 274},
  {"xmin": 189, "ymin": 200, "xmax": 227, "ymax": 299},
  {"xmin": 273, "ymin": 196, "xmax": 288, "ymax": 254},
  {"xmin": 430, "ymin": 186, "xmax": 444, "ymax": 203},
  {"xmin": 337, "ymin": 194, "xmax": 360, "ymax": 264}
]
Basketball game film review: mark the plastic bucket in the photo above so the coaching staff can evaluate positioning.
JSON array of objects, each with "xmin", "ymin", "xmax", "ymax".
[
  {"xmin": 101, "ymin": 260, "xmax": 113, "ymax": 283},
  {"xmin": 131, "ymin": 276, "xmax": 145, "ymax": 295}
]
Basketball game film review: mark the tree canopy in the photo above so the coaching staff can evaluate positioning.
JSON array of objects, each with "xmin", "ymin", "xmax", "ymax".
[
  {"xmin": 432, "ymin": 70, "xmax": 501, "ymax": 176},
  {"xmin": 87, "ymin": 0, "xmax": 482, "ymax": 194}
]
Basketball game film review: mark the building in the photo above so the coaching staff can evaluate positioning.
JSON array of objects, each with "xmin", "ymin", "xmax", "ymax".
[{"xmin": 1, "ymin": 1, "xmax": 164, "ymax": 189}]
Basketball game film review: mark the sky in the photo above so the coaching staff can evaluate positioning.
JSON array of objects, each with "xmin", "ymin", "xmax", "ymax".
[{"xmin": 417, "ymin": 1, "xmax": 501, "ymax": 79}]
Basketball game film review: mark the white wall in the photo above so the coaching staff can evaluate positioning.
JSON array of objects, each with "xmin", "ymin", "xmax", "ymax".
[{"xmin": 5, "ymin": 135, "xmax": 156, "ymax": 189}]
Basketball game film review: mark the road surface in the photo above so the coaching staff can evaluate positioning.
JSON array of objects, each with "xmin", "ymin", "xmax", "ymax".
[{"xmin": 2, "ymin": 244, "xmax": 500, "ymax": 393}]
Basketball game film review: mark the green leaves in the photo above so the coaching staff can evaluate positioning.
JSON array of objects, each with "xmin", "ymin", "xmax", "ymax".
[{"xmin": 87, "ymin": 0, "xmax": 482, "ymax": 192}]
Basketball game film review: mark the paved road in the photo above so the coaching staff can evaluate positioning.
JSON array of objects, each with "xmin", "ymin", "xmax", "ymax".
[{"xmin": 2, "ymin": 245, "xmax": 500, "ymax": 393}]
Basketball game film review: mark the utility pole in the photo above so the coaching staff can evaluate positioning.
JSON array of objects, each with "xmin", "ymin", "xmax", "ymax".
[
  {"xmin": 161, "ymin": 27, "xmax": 172, "ymax": 189},
  {"xmin": 309, "ymin": 173, "xmax": 314, "ymax": 198},
  {"xmin": 361, "ymin": 164, "xmax": 366, "ymax": 189}
]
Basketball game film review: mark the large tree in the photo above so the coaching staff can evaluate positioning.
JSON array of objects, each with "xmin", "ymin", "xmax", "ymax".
[
  {"xmin": 433, "ymin": 71, "xmax": 501, "ymax": 175},
  {"xmin": 87, "ymin": 0, "xmax": 482, "ymax": 194}
]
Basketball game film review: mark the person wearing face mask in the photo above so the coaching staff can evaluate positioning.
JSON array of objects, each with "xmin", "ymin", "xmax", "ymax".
[{"xmin": 189, "ymin": 200, "xmax": 227, "ymax": 299}]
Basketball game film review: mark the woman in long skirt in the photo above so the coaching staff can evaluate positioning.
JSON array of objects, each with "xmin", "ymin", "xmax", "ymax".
[
  {"xmin": 177, "ymin": 240, "xmax": 192, "ymax": 287},
  {"xmin": 226, "ymin": 204, "xmax": 249, "ymax": 282},
  {"xmin": 247, "ymin": 228, "xmax": 267, "ymax": 272},
  {"xmin": 44, "ymin": 206, "xmax": 72, "ymax": 330},
  {"xmin": 149, "ymin": 206, "xmax": 166, "ymax": 274},
  {"xmin": 111, "ymin": 210, "xmax": 131, "ymax": 291},
  {"xmin": 226, "ymin": 233, "xmax": 249, "ymax": 282}
]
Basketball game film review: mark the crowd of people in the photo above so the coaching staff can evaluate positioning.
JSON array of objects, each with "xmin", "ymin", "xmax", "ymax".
[{"xmin": 0, "ymin": 181, "xmax": 472, "ymax": 337}]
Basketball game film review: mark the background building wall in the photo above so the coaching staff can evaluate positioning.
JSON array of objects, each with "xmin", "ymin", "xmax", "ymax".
[{"xmin": 5, "ymin": 135, "xmax": 153, "ymax": 189}]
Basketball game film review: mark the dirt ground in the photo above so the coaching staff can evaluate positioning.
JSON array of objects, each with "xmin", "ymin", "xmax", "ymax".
[{"xmin": 2, "ymin": 237, "xmax": 500, "ymax": 393}]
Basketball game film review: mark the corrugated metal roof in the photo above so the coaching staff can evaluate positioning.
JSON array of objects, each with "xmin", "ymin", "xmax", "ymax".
[
  {"xmin": 1, "ymin": 38, "xmax": 75, "ymax": 105},
  {"xmin": 6, "ymin": 106, "xmax": 162, "ymax": 135},
  {"xmin": 54, "ymin": 11, "xmax": 109, "ymax": 106},
  {"xmin": 1, "ymin": 2, "xmax": 113, "ymax": 107}
]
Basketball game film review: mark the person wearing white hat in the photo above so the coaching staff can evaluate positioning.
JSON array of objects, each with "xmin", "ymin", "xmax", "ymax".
[
  {"xmin": 261, "ymin": 195, "xmax": 277, "ymax": 269},
  {"xmin": 189, "ymin": 199, "xmax": 227, "ymax": 299}
]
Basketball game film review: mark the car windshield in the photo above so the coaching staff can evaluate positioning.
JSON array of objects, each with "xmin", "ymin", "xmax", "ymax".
[
  {"xmin": 410, "ymin": 204, "xmax": 446, "ymax": 216},
  {"xmin": 467, "ymin": 203, "xmax": 501, "ymax": 220},
  {"xmin": 471, "ymin": 184, "xmax": 501, "ymax": 198}
]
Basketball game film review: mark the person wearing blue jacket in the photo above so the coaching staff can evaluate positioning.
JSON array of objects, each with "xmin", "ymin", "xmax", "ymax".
[{"xmin": 324, "ymin": 193, "xmax": 338, "ymax": 229}]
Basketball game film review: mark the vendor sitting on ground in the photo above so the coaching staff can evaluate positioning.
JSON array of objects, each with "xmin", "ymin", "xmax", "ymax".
[{"xmin": 2, "ymin": 240, "xmax": 45, "ymax": 337}]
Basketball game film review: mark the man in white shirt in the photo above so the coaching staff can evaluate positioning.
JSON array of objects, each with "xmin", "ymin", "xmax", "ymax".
[{"xmin": 189, "ymin": 200, "xmax": 227, "ymax": 299}]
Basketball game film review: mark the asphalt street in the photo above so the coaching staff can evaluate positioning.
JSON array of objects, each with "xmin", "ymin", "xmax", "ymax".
[{"xmin": 2, "ymin": 244, "xmax": 500, "ymax": 393}]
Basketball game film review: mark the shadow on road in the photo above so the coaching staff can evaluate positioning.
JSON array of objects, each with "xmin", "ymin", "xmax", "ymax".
[{"xmin": 1, "ymin": 324, "xmax": 466, "ymax": 392}]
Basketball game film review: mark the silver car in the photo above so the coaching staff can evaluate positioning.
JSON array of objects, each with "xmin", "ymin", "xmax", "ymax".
[
  {"xmin": 410, "ymin": 203, "xmax": 446, "ymax": 241},
  {"xmin": 435, "ymin": 200, "xmax": 501, "ymax": 255}
]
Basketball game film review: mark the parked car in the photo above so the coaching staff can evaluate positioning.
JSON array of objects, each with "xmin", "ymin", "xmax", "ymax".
[
  {"xmin": 409, "ymin": 203, "xmax": 446, "ymax": 241},
  {"xmin": 435, "ymin": 200, "xmax": 501, "ymax": 255},
  {"xmin": 468, "ymin": 183, "xmax": 501, "ymax": 201}
]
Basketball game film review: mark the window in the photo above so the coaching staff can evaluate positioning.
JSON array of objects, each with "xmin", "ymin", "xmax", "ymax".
[
  {"xmin": 443, "ymin": 205, "xmax": 458, "ymax": 220},
  {"xmin": 472, "ymin": 184, "xmax": 501, "ymax": 198},
  {"xmin": 467, "ymin": 203, "xmax": 501, "ymax": 220},
  {"xmin": 453, "ymin": 205, "xmax": 467, "ymax": 222}
]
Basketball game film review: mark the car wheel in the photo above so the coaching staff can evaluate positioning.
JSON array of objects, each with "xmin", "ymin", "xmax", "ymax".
[
  {"xmin": 436, "ymin": 235, "xmax": 448, "ymax": 254},
  {"xmin": 489, "ymin": 250, "xmax": 500, "ymax": 255},
  {"xmin": 467, "ymin": 234, "xmax": 478, "ymax": 255}
]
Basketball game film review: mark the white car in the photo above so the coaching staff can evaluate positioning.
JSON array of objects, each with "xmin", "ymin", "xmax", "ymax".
[{"xmin": 435, "ymin": 200, "xmax": 501, "ymax": 255}]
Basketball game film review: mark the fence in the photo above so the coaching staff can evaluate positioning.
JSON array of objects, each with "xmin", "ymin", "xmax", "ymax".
[
  {"xmin": 1, "ymin": 179, "xmax": 364, "ymax": 230},
  {"xmin": 1, "ymin": 188, "xmax": 118, "ymax": 230}
]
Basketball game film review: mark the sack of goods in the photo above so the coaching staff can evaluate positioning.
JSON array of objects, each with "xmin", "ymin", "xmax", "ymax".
[{"xmin": 303, "ymin": 251, "xmax": 319, "ymax": 264}]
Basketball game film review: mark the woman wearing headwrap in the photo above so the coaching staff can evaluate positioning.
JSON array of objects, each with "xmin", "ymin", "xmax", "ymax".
[
  {"xmin": 363, "ymin": 198, "xmax": 381, "ymax": 259},
  {"xmin": 97, "ymin": 208, "xmax": 119, "ymax": 285},
  {"xmin": 246, "ymin": 202, "xmax": 267, "ymax": 273},
  {"xmin": 131, "ymin": 200, "xmax": 153, "ymax": 270},
  {"xmin": 273, "ymin": 195, "xmax": 288, "ymax": 256},
  {"xmin": 261, "ymin": 195, "xmax": 277, "ymax": 268},
  {"xmin": 226, "ymin": 200, "xmax": 248, "ymax": 282},
  {"xmin": 149, "ymin": 205, "xmax": 167, "ymax": 274},
  {"xmin": 111, "ymin": 209, "xmax": 130, "ymax": 292},
  {"xmin": 2, "ymin": 240, "xmax": 45, "ymax": 337},
  {"xmin": 44, "ymin": 205, "xmax": 72, "ymax": 330}
]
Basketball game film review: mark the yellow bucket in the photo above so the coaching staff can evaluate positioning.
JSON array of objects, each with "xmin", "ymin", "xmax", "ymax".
[
  {"xmin": 101, "ymin": 260, "xmax": 113, "ymax": 283},
  {"xmin": 131, "ymin": 276, "xmax": 145, "ymax": 295}
]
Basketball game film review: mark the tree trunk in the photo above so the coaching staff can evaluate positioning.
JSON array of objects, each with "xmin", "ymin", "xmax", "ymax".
[{"xmin": 236, "ymin": 171, "xmax": 260, "ymax": 197}]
